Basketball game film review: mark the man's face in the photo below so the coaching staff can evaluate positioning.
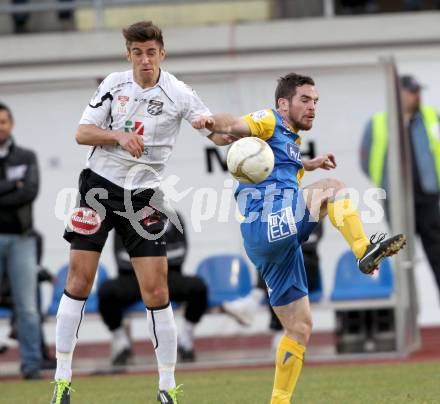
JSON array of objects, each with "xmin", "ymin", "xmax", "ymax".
[
  {"xmin": 0, "ymin": 110, "xmax": 13, "ymax": 144},
  {"xmin": 400, "ymin": 88, "xmax": 421, "ymax": 114},
  {"xmin": 127, "ymin": 40, "xmax": 165, "ymax": 84},
  {"xmin": 286, "ymin": 85, "xmax": 318, "ymax": 131}
]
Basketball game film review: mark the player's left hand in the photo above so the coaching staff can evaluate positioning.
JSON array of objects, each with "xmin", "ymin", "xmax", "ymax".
[
  {"xmin": 321, "ymin": 154, "xmax": 336, "ymax": 170},
  {"xmin": 306, "ymin": 154, "xmax": 337, "ymax": 171}
]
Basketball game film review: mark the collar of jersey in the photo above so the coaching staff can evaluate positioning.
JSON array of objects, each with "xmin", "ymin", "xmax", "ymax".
[
  {"xmin": 274, "ymin": 109, "xmax": 298, "ymax": 135},
  {"xmin": 132, "ymin": 69, "xmax": 164, "ymax": 91}
]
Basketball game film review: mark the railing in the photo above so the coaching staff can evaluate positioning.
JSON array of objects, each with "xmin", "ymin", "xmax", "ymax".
[
  {"xmin": 0, "ymin": 0, "xmax": 337, "ymax": 29},
  {"xmin": 2, "ymin": 0, "xmax": 277, "ymax": 31},
  {"xmin": 1, "ymin": 0, "xmax": 437, "ymax": 33}
]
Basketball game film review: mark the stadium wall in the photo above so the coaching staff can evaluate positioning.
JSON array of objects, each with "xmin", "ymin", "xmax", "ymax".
[{"xmin": 0, "ymin": 12, "xmax": 439, "ymax": 338}]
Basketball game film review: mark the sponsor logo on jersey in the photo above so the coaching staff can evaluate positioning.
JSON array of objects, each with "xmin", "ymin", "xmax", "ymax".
[
  {"xmin": 267, "ymin": 206, "xmax": 297, "ymax": 242},
  {"xmin": 68, "ymin": 207, "xmax": 101, "ymax": 235},
  {"xmin": 147, "ymin": 99, "xmax": 164, "ymax": 116},
  {"xmin": 124, "ymin": 121, "xmax": 144, "ymax": 135},
  {"xmin": 286, "ymin": 143, "xmax": 301, "ymax": 162},
  {"xmin": 250, "ymin": 109, "xmax": 270, "ymax": 121},
  {"xmin": 118, "ymin": 95, "xmax": 129, "ymax": 105},
  {"xmin": 118, "ymin": 95, "xmax": 129, "ymax": 112}
]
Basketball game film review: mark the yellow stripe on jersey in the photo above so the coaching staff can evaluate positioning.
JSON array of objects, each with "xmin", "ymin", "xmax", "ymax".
[
  {"xmin": 242, "ymin": 109, "xmax": 276, "ymax": 141},
  {"xmin": 297, "ymin": 167, "xmax": 305, "ymax": 185},
  {"xmin": 295, "ymin": 135, "xmax": 303, "ymax": 184}
]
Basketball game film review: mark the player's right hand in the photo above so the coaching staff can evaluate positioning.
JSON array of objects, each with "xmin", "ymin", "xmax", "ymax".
[
  {"xmin": 117, "ymin": 132, "xmax": 144, "ymax": 158},
  {"xmin": 192, "ymin": 116, "xmax": 215, "ymax": 131}
]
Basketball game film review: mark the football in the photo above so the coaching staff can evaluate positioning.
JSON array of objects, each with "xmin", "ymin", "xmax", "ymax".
[{"xmin": 227, "ymin": 137, "xmax": 275, "ymax": 184}]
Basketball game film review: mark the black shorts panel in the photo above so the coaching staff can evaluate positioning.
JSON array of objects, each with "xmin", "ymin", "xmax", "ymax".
[
  {"xmin": 70, "ymin": 236, "xmax": 105, "ymax": 252},
  {"xmin": 64, "ymin": 169, "xmax": 167, "ymax": 257},
  {"xmin": 128, "ymin": 237, "xmax": 167, "ymax": 257}
]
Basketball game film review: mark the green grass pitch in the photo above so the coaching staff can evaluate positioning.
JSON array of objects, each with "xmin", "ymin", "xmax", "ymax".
[{"xmin": 1, "ymin": 362, "xmax": 439, "ymax": 404}]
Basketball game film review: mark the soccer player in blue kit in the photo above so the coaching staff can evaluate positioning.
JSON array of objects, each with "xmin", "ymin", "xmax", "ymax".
[{"xmin": 193, "ymin": 73, "xmax": 406, "ymax": 403}]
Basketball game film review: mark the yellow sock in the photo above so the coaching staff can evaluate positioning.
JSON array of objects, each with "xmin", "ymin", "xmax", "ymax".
[
  {"xmin": 327, "ymin": 197, "xmax": 370, "ymax": 259},
  {"xmin": 270, "ymin": 336, "xmax": 305, "ymax": 404}
]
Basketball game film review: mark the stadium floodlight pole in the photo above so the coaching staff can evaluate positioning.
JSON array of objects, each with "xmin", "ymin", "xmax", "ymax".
[{"xmin": 381, "ymin": 56, "xmax": 420, "ymax": 356}]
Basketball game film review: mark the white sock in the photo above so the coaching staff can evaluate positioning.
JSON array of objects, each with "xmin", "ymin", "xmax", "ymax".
[
  {"xmin": 112, "ymin": 326, "xmax": 131, "ymax": 357},
  {"xmin": 147, "ymin": 303, "xmax": 177, "ymax": 390},
  {"xmin": 179, "ymin": 319, "xmax": 195, "ymax": 351},
  {"xmin": 54, "ymin": 292, "xmax": 86, "ymax": 381}
]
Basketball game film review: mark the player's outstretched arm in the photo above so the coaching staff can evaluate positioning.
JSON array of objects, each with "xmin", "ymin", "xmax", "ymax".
[
  {"xmin": 76, "ymin": 124, "xmax": 144, "ymax": 158},
  {"xmin": 303, "ymin": 154, "xmax": 337, "ymax": 171},
  {"xmin": 192, "ymin": 114, "xmax": 251, "ymax": 146}
]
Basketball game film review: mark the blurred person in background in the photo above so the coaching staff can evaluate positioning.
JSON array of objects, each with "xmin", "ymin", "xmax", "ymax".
[
  {"xmin": 360, "ymin": 74, "xmax": 440, "ymax": 297},
  {"xmin": 0, "ymin": 102, "xmax": 41, "ymax": 379},
  {"xmin": 10, "ymin": 0, "xmax": 75, "ymax": 34},
  {"xmin": 98, "ymin": 212, "xmax": 208, "ymax": 365},
  {"xmin": 404, "ymin": 0, "xmax": 440, "ymax": 11},
  {"xmin": 11, "ymin": 0, "xmax": 29, "ymax": 34},
  {"xmin": 340, "ymin": 0, "xmax": 379, "ymax": 14},
  {"xmin": 0, "ymin": 229, "xmax": 56, "ymax": 369}
]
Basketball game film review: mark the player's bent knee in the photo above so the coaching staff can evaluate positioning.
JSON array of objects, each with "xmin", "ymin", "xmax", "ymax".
[
  {"xmin": 143, "ymin": 286, "xmax": 169, "ymax": 306},
  {"xmin": 285, "ymin": 318, "xmax": 313, "ymax": 346},
  {"xmin": 66, "ymin": 270, "xmax": 95, "ymax": 298},
  {"xmin": 324, "ymin": 178, "xmax": 346, "ymax": 193}
]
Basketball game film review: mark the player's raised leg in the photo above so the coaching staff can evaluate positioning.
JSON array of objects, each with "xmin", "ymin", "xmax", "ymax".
[
  {"xmin": 303, "ymin": 178, "xmax": 406, "ymax": 274},
  {"xmin": 51, "ymin": 249, "xmax": 100, "ymax": 404},
  {"xmin": 270, "ymin": 295, "xmax": 311, "ymax": 404},
  {"xmin": 132, "ymin": 256, "xmax": 181, "ymax": 404}
]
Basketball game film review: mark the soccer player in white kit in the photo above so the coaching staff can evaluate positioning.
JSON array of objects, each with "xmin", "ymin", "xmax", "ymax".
[{"xmin": 50, "ymin": 21, "xmax": 212, "ymax": 404}]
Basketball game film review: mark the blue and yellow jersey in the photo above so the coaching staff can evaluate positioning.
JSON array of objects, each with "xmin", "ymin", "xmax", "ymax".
[{"xmin": 235, "ymin": 108, "xmax": 304, "ymax": 215}]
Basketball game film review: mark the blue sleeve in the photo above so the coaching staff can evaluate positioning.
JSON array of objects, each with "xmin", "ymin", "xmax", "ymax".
[{"xmin": 360, "ymin": 119, "xmax": 373, "ymax": 178}]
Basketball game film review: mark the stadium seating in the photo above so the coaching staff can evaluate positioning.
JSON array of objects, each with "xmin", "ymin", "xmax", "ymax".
[
  {"xmin": 121, "ymin": 254, "xmax": 253, "ymax": 314},
  {"xmin": 195, "ymin": 254, "xmax": 252, "ymax": 308},
  {"xmin": 47, "ymin": 263, "xmax": 109, "ymax": 315},
  {"xmin": 331, "ymin": 251, "xmax": 393, "ymax": 301}
]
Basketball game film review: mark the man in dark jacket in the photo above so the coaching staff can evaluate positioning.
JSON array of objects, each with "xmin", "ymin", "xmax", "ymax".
[
  {"xmin": 0, "ymin": 102, "xmax": 41, "ymax": 379},
  {"xmin": 98, "ymin": 212, "xmax": 208, "ymax": 364}
]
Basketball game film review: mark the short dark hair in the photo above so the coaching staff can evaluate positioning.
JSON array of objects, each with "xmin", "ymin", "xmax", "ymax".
[
  {"xmin": 123, "ymin": 21, "xmax": 164, "ymax": 49},
  {"xmin": 0, "ymin": 102, "xmax": 13, "ymax": 122},
  {"xmin": 275, "ymin": 73, "xmax": 315, "ymax": 108}
]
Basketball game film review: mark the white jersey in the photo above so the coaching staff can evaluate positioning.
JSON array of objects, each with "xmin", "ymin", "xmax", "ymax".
[{"xmin": 79, "ymin": 69, "xmax": 211, "ymax": 189}]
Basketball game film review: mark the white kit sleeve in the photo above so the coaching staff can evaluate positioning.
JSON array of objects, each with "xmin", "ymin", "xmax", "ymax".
[
  {"xmin": 181, "ymin": 85, "xmax": 212, "ymax": 137},
  {"xmin": 79, "ymin": 74, "xmax": 114, "ymax": 128}
]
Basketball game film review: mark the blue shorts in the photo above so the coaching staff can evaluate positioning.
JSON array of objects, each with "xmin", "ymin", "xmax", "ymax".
[{"xmin": 240, "ymin": 189, "xmax": 318, "ymax": 307}]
